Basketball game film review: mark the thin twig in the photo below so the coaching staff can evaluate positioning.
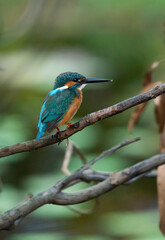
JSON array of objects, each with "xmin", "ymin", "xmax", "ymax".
[
  {"xmin": 61, "ymin": 142, "xmax": 73, "ymax": 175},
  {"xmin": 72, "ymin": 143, "xmax": 87, "ymax": 164},
  {"xmin": 61, "ymin": 141, "xmax": 87, "ymax": 176},
  {"xmin": 80, "ymin": 137, "xmax": 140, "ymax": 171},
  {"xmin": 66, "ymin": 197, "xmax": 99, "ymax": 216}
]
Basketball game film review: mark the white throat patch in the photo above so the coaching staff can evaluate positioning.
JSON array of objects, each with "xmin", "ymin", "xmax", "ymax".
[
  {"xmin": 56, "ymin": 85, "xmax": 69, "ymax": 91},
  {"xmin": 78, "ymin": 84, "xmax": 86, "ymax": 90},
  {"xmin": 56, "ymin": 84, "xmax": 86, "ymax": 91}
]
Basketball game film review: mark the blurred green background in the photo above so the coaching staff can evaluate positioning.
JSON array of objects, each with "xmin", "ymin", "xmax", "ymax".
[{"xmin": 0, "ymin": 0, "xmax": 165, "ymax": 239}]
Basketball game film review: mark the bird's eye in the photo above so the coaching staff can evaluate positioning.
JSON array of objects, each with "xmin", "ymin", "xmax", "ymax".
[{"xmin": 73, "ymin": 78, "xmax": 81, "ymax": 83}]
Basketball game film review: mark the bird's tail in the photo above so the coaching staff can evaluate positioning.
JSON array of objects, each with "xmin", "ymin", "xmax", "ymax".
[{"xmin": 36, "ymin": 123, "xmax": 47, "ymax": 140}]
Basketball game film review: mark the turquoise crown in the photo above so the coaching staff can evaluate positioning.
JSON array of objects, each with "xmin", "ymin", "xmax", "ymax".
[{"xmin": 54, "ymin": 72, "xmax": 85, "ymax": 89}]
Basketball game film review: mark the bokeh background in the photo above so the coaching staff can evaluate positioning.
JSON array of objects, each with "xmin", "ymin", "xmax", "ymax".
[{"xmin": 0, "ymin": 0, "xmax": 165, "ymax": 239}]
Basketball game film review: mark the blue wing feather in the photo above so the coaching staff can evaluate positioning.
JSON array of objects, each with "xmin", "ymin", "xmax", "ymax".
[{"xmin": 36, "ymin": 88, "xmax": 75, "ymax": 140}]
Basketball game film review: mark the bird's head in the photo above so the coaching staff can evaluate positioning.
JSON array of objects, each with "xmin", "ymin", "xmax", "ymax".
[{"xmin": 54, "ymin": 72, "xmax": 112, "ymax": 90}]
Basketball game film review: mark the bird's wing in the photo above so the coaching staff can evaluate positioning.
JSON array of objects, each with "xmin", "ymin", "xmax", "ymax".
[{"xmin": 39, "ymin": 89, "xmax": 75, "ymax": 132}]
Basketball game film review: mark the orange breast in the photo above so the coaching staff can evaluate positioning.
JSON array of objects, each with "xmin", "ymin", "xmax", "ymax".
[{"xmin": 57, "ymin": 89, "xmax": 82, "ymax": 126}]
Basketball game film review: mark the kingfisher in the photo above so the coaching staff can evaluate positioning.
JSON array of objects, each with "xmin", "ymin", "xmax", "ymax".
[{"xmin": 36, "ymin": 72, "xmax": 112, "ymax": 140}]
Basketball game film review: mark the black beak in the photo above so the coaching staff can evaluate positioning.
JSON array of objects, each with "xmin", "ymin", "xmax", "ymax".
[{"xmin": 84, "ymin": 78, "xmax": 113, "ymax": 84}]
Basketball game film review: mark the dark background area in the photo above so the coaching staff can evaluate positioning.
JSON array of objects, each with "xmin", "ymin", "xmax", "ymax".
[{"xmin": 0, "ymin": 1, "xmax": 165, "ymax": 239}]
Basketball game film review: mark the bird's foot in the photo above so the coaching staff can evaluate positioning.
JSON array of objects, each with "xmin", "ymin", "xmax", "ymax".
[
  {"xmin": 66, "ymin": 123, "xmax": 73, "ymax": 129},
  {"xmin": 56, "ymin": 127, "xmax": 62, "ymax": 145}
]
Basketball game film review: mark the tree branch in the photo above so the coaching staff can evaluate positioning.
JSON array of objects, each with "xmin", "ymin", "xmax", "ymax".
[
  {"xmin": 0, "ymin": 137, "xmax": 165, "ymax": 230},
  {"xmin": 0, "ymin": 83, "xmax": 164, "ymax": 159}
]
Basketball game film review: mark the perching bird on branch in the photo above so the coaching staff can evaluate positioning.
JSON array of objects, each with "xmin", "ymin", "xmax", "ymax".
[{"xmin": 36, "ymin": 72, "xmax": 112, "ymax": 140}]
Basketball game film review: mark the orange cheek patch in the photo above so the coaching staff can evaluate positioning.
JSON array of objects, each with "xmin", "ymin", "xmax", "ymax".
[
  {"xmin": 80, "ymin": 77, "xmax": 86, "ymax": 82},
  {"xmin": 65, "ymin": 82, "xmax": 76, "ymax": 87}
]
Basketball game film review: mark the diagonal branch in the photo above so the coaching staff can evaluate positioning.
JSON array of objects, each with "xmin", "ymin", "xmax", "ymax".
[
  {"xmin": 0, "ymin": 84, "xmax": 164, "ymax": 159},
  {"xmin": 81, "ymin": 137, "xmax": 140, "ymax": 170},
  {"xmin": 60, "ymin": 138, "xmax": 140, "ymax": 189},
  {"xmin": 0, "ymin": 147, "xmax": 165, "ymax": 230}
]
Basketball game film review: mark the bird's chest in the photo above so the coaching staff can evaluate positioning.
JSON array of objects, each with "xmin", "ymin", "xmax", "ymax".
[
  {"xmin": 73, "ymin": 88, "xmax": 82, "ymax": 110},
  {"xmin": 58, "ymin": 88, "xmax": 82, "ymax": 126},
  {"xmin": 66, "ymin": 88, "xmax": 82, "ymax": 116}
]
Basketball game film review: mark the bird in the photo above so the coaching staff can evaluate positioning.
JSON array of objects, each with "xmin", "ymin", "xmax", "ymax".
[{"xmin": 36, "ymin": 72, "xmax": 112, "ymax": 140}]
